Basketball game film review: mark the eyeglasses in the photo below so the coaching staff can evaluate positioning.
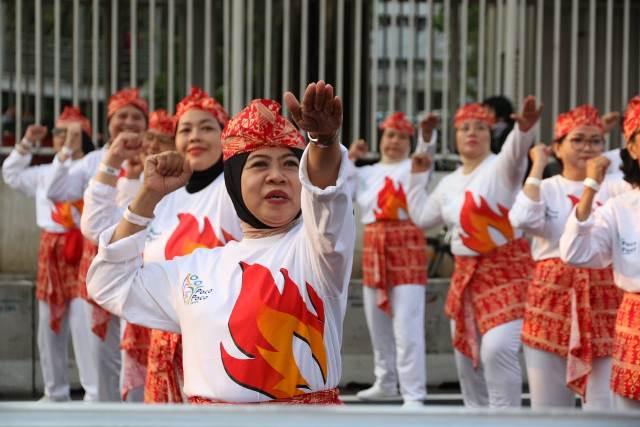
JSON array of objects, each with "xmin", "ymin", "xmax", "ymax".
[
  {"xmin": 568, "ymin": 137, "xmax": 604, "ymax": 150},
  {"xmin": 51, "ymin": 127, "xmax": 67, "ymax": 137}
]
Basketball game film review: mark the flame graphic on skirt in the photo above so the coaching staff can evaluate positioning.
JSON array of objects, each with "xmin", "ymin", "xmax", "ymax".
[
  {"xmin": 51, "ymin": 200, "xmax": 84, "ymax": 229},
  {"xmin": 220, "ymin": 262, "xmax": 327, "ymax": 399},
  {"xmin": 374, "ymin": 177, "xmax": 408, "ymax": 221},
  {"xmin": 164, "ymin": 213, "xmax": 235, "ymax": 260},
  {"xmin": 459, "ymin": 191, "xmax": 514, "ymax": 254}
]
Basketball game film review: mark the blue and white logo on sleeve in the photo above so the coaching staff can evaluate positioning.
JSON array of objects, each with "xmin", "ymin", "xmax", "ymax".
[{"xmin": 182, "ymin": 273, "xmax": 213, "ymax": 305}]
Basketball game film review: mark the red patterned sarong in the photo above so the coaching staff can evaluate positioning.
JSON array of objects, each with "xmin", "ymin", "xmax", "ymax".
[
  {"xmin": 445, "ymin": 238, "xmax": 533, "ymax": 367},
  {"xmin": 611, "ymin": 292, "xmax": 640, "ymax": 401},
  {"xmin": 144, "ymin": 330, "xmax": 184, "ymax": 403},
  {"xmin": 120, "ymin": 323, "xmax": 151, "ymax": 400},
  {"xmin": 188, "ymin": 388, "xmax": 342, "ymax": 405},
  {"xmin": 78, "ymin": 238, "xmax": 112, "ymax": 340},
  {"xmin": 36, "ymin": 231, "xmax": 83, "ymax": 333},
  {"xmin": 522, "ymin": 258, "xmax": 621, "ymax": 397},
  {"xmin": 362, "ymin": 220, "xmax": 427, "ymax": 314}
]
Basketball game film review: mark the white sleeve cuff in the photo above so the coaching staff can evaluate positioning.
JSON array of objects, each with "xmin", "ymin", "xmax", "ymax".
[
  {"xmin": 409, "ymin": 170, "xmax": 430, "ymax": 189},
  {"xmin": 98, "ymin": 224, "xmax": 147, "ymax": 263},
  {"xmin": 299, "ymin": 144, "xmax": 350, "ymax": 199},
  {"xmin": 88, "ymin": 178, "xmax": 119, "ymax": 198},
  {"xmin": 567, "ymin": 206, "xmax": 595, "ymax": 234}
]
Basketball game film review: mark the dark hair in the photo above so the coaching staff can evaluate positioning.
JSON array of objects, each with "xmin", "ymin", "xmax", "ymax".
[
  {"xmin": 482, "ymin": 96, "xmax": 514, "ymax": 123},
  {"xmin": 620, "ymin": 147, "xmax": 640, "ymax": 188},
  {"xmin": 81, "ymin": 131, "xmax": 96, "ymax": 154}
]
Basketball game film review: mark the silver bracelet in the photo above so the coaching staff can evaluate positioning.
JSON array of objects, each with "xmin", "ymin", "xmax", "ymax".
[
  {"xmin": 307, "ymin": 131, "xmax": 333, "ymax": 148},
  {"xmin": 525, "ymin": 177, "xmax": 542, "ymax": 187},
  {"xmin": 583, "ymin": 177, "xmax": 601, "ymax": 192},
  {"xmin": 123, "ymin": 206, "xmax": 153, "ymax": 227},
  {"xmin": 98, "ymin": 162, "xmax": 121, "ymax": 177}
]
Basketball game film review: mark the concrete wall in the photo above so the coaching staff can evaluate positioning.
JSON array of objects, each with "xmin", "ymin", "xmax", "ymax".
[{"xmin": 0, "ymin": 179, "xmax": 40, "ymax": 273}]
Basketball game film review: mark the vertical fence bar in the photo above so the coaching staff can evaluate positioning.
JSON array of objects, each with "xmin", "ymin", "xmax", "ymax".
[
  {"xmin": 92, "ymin": 0, "xmax": 99, "ymax": 142},
  {"xmin": 223, "ymin": 0, "xmax": 230, "ymax": 107},
  {"xmin": 478, "ymin": 0, "xmax": 486, "ymax": 101},
  {"xmin": 186, "ymin": 0, "xmax": 193, "ymax": 93},
  {"xmin": 204, "ymin": 0, "xmax": 212, "ymax": 95},
  {"xmin": 300, "ymin": 0, "xmax": 309, "ymax": 96},
  {"xmin": 230, "ymin": 0, "xmax": 244, "ymax": 113},
  {"xmin": 459, "ymin": 0, "xmax": 468, "ymax": 106},
  {"xmin": 54, "ymin": 0, "xmax": 61, "ymax": 118},
  {"xmin": 351, "ymin": 0, "xmax": 363, "ymax": 139},
  {"xmin": 424, "ymin": 0, "xmax": 433, "ymax": 112},
  {"xmin": 168, "ymin": 0, "xmax": 175, "ymax": 112},
  {"xmin": 406, "ymin": 0, "xmax": 416, "ymax": 118},
  {"xmin": 588, "ymin": 0, "xmax": 596, "ymax": 104},
  {"xmin": 622, "ymin": 0, "xmax": 629, "ymax": 110},
  {"xmin": 570, "ymin": 0, "xmax": 578, "ymax": 107},
  {"xmin": 388, "ymin": 3, "xmax": 396, "ymax": 113},
  {"xmin": 442, "ymin": 0, "xmax": 450, "ymax": 154},
  {"xmin": 495, "ymin": 0, "xmax": 503, "ymax": 95},
  {"xmin": 264, "ymin": 0, "xmax": 272, "ymax": 98},
  {"xmin": 73, "ymin": 0, "xmax": 80, "ymax": 106},
  {"xmin": 149, "ymin": 0, "xmax": 156, "ymax": 110},
  {"xmin": 535, "ymin": 0, "xmax": 543, "ymax": 101},
  {"xmin": 0, "ymin": 0, "xmax": 4, "ymax": 142},
  {"xmin": 15, "ymin": 0, "xmax": 22, "ymax": 138},
  {"xmin": 604, "ymin": 0, "xmax": 613, "ymax": 148},
  {"xmin": 111, "ymin": 0, "xmax": 118, "ymax": 94},
  {"xmin": 552, "ymin": 0, "xmax": 560, "ymax": 124},
  {"xmin": 370, "ymin": 0, "xmax": 379, "ymax": 150},
  {"xmin": 517, "ymin": 0, "xmax": 525, "ymax": 102},
  {"xmin": 336, "ymin": 0, "xmax": 344, "ymax": 98},
  {"xmin": 318, "ymin": 0, "xmax": 326, "ymax": 80},
  {"xmin": 246, "ymin": 0, "xmax": 254, "ymax": 101},
  {"xmin": 503, "ymin": 0, "xmax": 517, "ymax": 99},
  {"xmin": 35, "ymin": 0, "xmax": 42, "ymax": 124},
  {"xmin": 282, "ymin": 0, "xmax": 291, "ymax": 110},
  {"xmin": 131, "ymin": 0, "xmax": 137, "ymax": 88}
]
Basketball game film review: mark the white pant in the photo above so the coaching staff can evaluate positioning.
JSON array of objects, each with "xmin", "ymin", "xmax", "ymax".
[
  {"xmin": 37, "ymin": 299, "xmax": 98, "ymax": 401},
  {"xmin": 451, "ymin": 319, "xmax": 523, "ymax": 408},
  {"xmin": 363, "ymin": 285, "xmax": 427, "ymax": 402},
  {"xmin": 90, "ymin": 315, "xmax": 122, "ymax": 401},
  {"xmin": 615, "ymin": 394, "xmax": 640, "ymax": 410},
  {"xmin": 524, "ymin": 345, "xmax": 613, "ymax": 410}
]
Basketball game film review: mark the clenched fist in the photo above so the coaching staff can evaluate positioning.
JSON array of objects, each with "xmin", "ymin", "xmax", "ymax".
[
  {"xmin": 348, "ymin": 139, "xmax": 368, "ymax": 161},
  {"xmin": 529, "ymin": 143, "xmax": 552, "ymax": 166},
  {"xmin": 411, "ymin": 152, "xmax": 433, "ymax": 174},
  {"xmin": 105, "ymin": 131, "xmax": 144, "ymax": 168},
  {"xmin": 585, "ymin": 156, "xmax": 611, "ymax": 184},
  {"xmin": 420, "ymin": 113, "xmax": 440, "ymax": 142},
  {"xmin": 142, "ymin": 151, "xmax": 192, "ymax": 197},
  {"xmin": 24, "ymin": 124, "xmax": 48, "ymax": 142}
]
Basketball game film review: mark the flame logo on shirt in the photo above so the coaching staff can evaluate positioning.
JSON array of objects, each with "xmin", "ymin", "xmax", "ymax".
[
  {"xmin": 459, "ymin": 191, "xmax": 514, "ymax": 254},
  {"xmin": 374, "ymin": 177, "xmax": 408, "ymax": 221},
  {"xmin": 51, "ymin": 200, "xmax": 84, "ymax": 229},
  {"xmin": 165, "ymin": 213, "xmax": 235, "ymax": 260},
  {"xmin": 568, "ymin": 194, "xmax": 602, "ymax": 208},
  {"xmin": 220, "ymin": 262, "xmax": 327, "ymax": 399}
]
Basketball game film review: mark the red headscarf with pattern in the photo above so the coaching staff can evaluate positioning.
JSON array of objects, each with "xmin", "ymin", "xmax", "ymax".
[
  {"xmin": 221, "ymin": 99, "xmax": 305, "ymax": 161},
  {"xmin": 379, "ymin": 112, "xmax": 414, "ymax": 136},
  {"xmin": 454, "ymin": 103, "xmax": 496, "ymax": 128},
  {"xmin": 148, "ymin": 109, "xmax": 174, "ymax": 136},
  {"xmin": 623, "ymin": 95, "xmax": 640, "ymax": 143},
  {"xmin": 56, "ymin": 106, "xmax": 92, "ymax": 137},
  {"xmin": 554, "ymin": 104, "xmax": 603, "ymax": 141},
  {"xmin": 174, "ymin": 86, "xmax": 229, "ymax": 129},
  {"xmin": 107, "ymin": 88, "xmax": 149, "ymax": 119}
]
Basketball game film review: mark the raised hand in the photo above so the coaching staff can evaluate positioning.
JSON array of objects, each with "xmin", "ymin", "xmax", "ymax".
[
  {"xmin": 411, "ymin": 152, "xmax": 433, "ymax": 174},
  {"xmin": 142, "ymin": 151, "xmax": 192, "ymax": 198},
  {"xmin": 105, "ymin": 131, "xmax": 144, "ymax": 168},
  {"xmin": 348, "ymin": 139, "xmax": 369, "ymax": 161},
  {"xmin": 511, "ymin": 95, "xmax": 543, "ymax": 133},
  {"xmin": 283, "ymin": 80, "xmax": 342, "ymax": 144},
  {"xmin": 420, "ymin": 112, "xmax": 440, "ymax": 142},
  {"xmin": 529, "ymin": 143, "xmax": 552, "ymax": 166},
  {"xmin": 585, "ymin": 156, "xmax": 611, "ymax": 184},
  {"xmin": 24, "ymin": 124, "xmax": 48, "ymax": 142},
  {"xmin": 601, "ymin": 111, "xmax": 620, "ymax": 134}
]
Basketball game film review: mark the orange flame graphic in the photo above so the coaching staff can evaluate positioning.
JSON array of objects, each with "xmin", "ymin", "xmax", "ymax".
[
  {"xmin": 459, "ymin": 191, "xmax": 514, "ymax": 254},
  {"xmin": 220, "ymin": 262, "xmax": 327, "ymax": 399},
  {"xmin": 165, "ymin": 213, "xmax": 235, "ymax": 260},
  {"xmin": 51, "ymin": 200, "xmax": 84, "ymax": 229},
  {"xmin": 568, "ymin": 194, "xmax": 601, "ymax": 208},
  {"xmin": 374, "ymin": 177, "xmax": 408, "ymax": 221}
]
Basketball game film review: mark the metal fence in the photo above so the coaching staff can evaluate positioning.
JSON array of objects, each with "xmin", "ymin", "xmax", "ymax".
[{"xmin": 1, "ymin": 0, "xmax": 640, "ymax": 155}]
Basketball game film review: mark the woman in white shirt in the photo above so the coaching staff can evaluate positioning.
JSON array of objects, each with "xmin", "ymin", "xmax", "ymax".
[
  {"xmin": 408, "ymin": 97, "xmax": 542, "ymax": 408},
  {"xmin": 560, "ymin": 95, "xmax": 640, "ymax": 410},
  {"xmin": 509, "ymin": 105, "xmax": 622, "ymax": 409},
  {"xmin": 87, "ymin": 81, "xmax": 355, "ymax": 404},
  {"xmin": 348, "ymin": 112, "xmax": 437, "ymax": 406}
]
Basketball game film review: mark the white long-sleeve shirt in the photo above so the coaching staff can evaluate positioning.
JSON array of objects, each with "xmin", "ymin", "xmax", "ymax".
[
  {"xmin": 408, "ymin": 125, "xmax": 535, "ymax": 256},
  {"xmin": 560, "ymin": 188, "xmax": 640, "ymax": 293},
  {"xmin": 2, "ymin": 149, "xmax": 82, "ymax": 233},
  {"xmin": 86, "ymin": 145, "xmax": 355, "ymax": 402},
  {"xmin": 46, "ymin": 148, "xmax": 106, "ymax": 202},
  {"xmin": 509, "ymin": 175, "xmax": 619, "ymax": 260},
  {"xmin": 348, "ymin": 131, "xmax": 436, "ymax": 224}
]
